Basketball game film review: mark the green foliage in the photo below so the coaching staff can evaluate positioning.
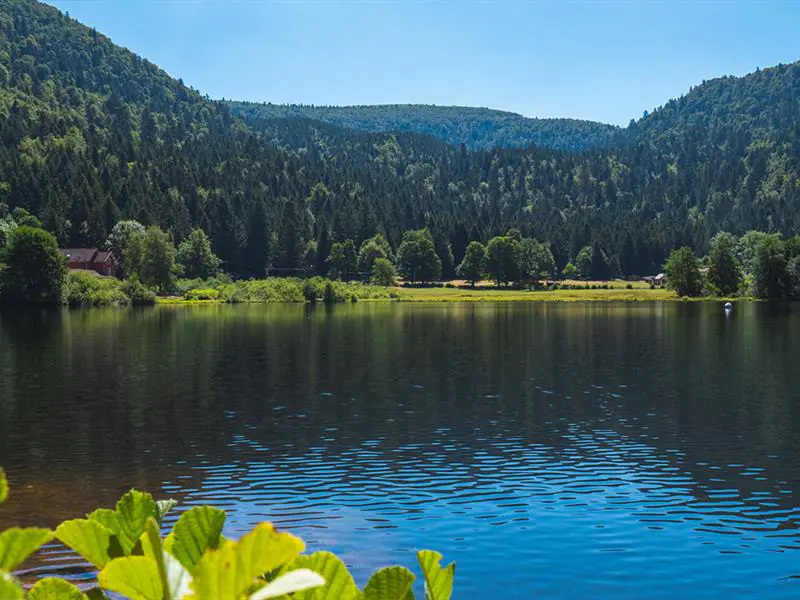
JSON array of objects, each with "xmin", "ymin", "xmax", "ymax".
[
  {"xmin": 707, "ymin": 232, "xmax": 743, "ymax": 296},
  {"xmin": 664, "ymin": 247, "xmax": 703, "ymax": 297},
  {"xmin": 362, "ymin": 566, "xmax": 415, "ymax": 600},
  {"xmin": 168, "ymin": 506, "xmax": 226, "ymax": 572},
  {"xmin": 66, "ymin": 271, "xmax": 129, "ymax": 307},
  {"xmin": 0, "ymin": 469, "xmax": 7, "ymax": 504},
  {"xmin": 518, "ymin": 238, "xmax": 555, "ymax": 287},
  {"xmin": 358, "ymin": 234, "xmax": 393, "ymax": 274},
  {"xmin": 370, "ymin": 258, "xmax": 397, "ymax": 287},
  {"xmin": 456, "ymin": 241, "xmax": 486, "ymax": 286},
  {"xmin": 183, "ymin": 289, "xmax": 220, "ymax": 301},
  {"xmin": 416, "ymin": 550, "xmax": 455, "ymax": 600},
  {"xmin": 177, "ymin": 229, "xmax": 221, "ymax": 280},
  {"xmin": 107, "ymin": 221, "xmax": 146, "ymax": 278},
  {"xmin": 485, "ymin": 236, "xmax": 521, "ymax": 286},
  {"xmin": 121, "ymin": 276, "xmax": 157, "ymax": 306},
  {"xmin": 27, "ymin": 578, "xmax": 88, "ymax": 600},
  {"xmin": 0, "ymin": 227, "xmax": 66, "ymax": 305},
  {"xmin": 0, "ymin": 571, "xmax": 24, "ymax": 599},
  {"xmin": 0, "ymin": 473, "xmax": 456, "ymax": 599},
  {"xmin": 561, "ymin": 262, "xmax": 578, "ymax": 279},
  {"xmin": 575, "ymin": 246, "xmax": 593, "ymax": 279},
  {"xmin": 215, "ymin": 277, "xmax": 394, "ymax": 304},
  {"xmin": 282, "ymin": 552, "xmax": 359, "ymax": 600},
  {"xmin": 326, "ymin": 240, "xmax": 357, "ymax": 280},
  {"xmin": 0, "ymin": 528, "xmax": 54, "ymax": 571},
  {"xmin": 752, "ymin": 235, "xmax": 788, "ymax": 299},
  {"xmin": 138, "ymin": 227, "xmax": 178, "ymax": 293},
  {"xmin": 396, "ymin": 229, "xmax": 441, "ymax": 283}
]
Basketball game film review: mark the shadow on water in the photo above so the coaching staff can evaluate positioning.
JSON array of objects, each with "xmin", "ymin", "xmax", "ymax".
[{"xmin": 2, "ymin": 302, "xmax": 800, "ymax": 598}]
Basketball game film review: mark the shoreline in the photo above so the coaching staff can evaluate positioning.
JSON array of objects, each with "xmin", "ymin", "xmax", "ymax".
[{"xmin": 156, "ymin": 286, "xmax": 750, "ymax": 305}]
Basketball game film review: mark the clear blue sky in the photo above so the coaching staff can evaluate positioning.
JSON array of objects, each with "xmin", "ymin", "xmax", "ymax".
[{"xmin": 46, "ymin": 0, "xmax": 800, "ymax": 126}]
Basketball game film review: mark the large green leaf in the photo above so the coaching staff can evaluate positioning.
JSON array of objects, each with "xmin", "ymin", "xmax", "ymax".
[
  {"xmin": 98, "ymin": 556, "xmax": 162, "ymax": 600},
  {"xmin": 362, "ymin": 566, "xmax": 415, "ymax": 600},
  {"xmin": 250, "ymin": 569, "xmax": 325, "ymax": 600},
  {"xmin": 116, "ymin": 490, "xmax": 157, "ymax": 552},
  {"xmin": 0, "ymin": 571, "xmax": 24, "ymax": 599},
  {"xmin": 285, "ymin": 551, "xmax": 360, "ymax": 600},
  {"xmin": 86, "ymin": 510, "xmax": 127, "ymax": 551},
  {"xmin": 0, "ymin": 528, "xmax": 53, "ymax": 571},
  {"xmin": 236, "ymin": 522, "xmax": 304, "ymax": 576},
  {"xmin": 416, "ymin": 551, "xmax": 454, "ymax": 600},
  {"xmin": 142, "ymin": 517, "xmax": 191, "ymax": 600},
  {"xmin": 155, "ymin": 499, "xmax": 178, "ymax": 525},
  {"xmin": 191, "ymin": 523, "xmax": 305, "ymax": 600},
  {"xmin": 0, "ymin": 468, "xmax": 7, "ymax": 504},
  {"xmin": 56, "ymin": 519, "xmax": 122, "ymax": 569},
  {"xmin": 27, "ymin": 577, "xmax": 89, "ymax": 600},
  {"xmin": 169, "ymin": 506, "xmax": 226, "ymax": 572}
]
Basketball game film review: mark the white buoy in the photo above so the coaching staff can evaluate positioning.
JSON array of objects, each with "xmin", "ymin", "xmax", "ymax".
[{"xmin": 724, "ymin": 302, "xmax": 733, "ymax": 311}]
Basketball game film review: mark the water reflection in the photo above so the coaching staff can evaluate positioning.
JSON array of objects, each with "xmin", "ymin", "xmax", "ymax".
[{"xmin": 1, "ymin": 303, "xmax": 800, "ymax": 598}]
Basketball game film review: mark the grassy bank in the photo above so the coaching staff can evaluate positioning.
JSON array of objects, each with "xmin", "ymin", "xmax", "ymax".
[
  {"xmin": 395, "ymin": 285, "xmax": 678, "ymax": 302},
  {"xmin": 157, "ymin": 276, "xmax": 754, "ymax": 305}
]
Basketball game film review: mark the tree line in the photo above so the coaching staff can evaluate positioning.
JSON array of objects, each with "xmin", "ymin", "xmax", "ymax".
[{"xmin": 664, "ymin": 230, "xmax": 800, "ymax": 299}]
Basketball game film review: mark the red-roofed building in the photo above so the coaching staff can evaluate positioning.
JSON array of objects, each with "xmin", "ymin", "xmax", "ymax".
[{"xmin": 60, "ymin": 248, "xmax": 117, "ymax": 277}]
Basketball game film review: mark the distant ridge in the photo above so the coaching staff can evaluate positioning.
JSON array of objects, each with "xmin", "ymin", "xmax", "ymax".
[{"xmin": 225, "ymin": 102, "xmax": 621, "ymax": 153}]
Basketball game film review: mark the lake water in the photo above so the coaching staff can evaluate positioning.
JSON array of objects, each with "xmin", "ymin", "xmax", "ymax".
[{"xmin": 2, "ymin": 302, "xmax": 800, "ymax": 598}]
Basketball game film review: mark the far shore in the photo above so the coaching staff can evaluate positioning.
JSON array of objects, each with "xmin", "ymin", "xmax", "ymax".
[{"xmin": 156, "ymin": 279, "xmax": 750, "ymax": 305}]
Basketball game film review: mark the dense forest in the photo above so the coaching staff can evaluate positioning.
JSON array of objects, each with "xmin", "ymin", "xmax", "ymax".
[
  {"xmin": 225, "ymin": 102, "xmax": 621, "ymax": 153},
  {"xmin": 0, "ymin": 0, "xmax": 799, "ymax": 281}
]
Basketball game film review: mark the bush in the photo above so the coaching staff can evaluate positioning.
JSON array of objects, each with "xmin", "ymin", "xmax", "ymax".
[
  {"xmin": 184, "ymin": 288, "xmax": 220, "ymax": 301},
  {"xmin": 121, "ymin": 276, "xmax": 156, "ymax": 306},
  {"xmin": 0, "ymin": 468, "xmax": 455, "ymax": 600},
  {"xmin": 303, "ymin": 279, "xmax": 318, "ymax": 302},
  {"xmin": 66, "ymin": 271, "xmax": 129, "ymax": 307},
  {"xmin": 626, "ymin": 283, "xmax": 633, "ymax": 289}
]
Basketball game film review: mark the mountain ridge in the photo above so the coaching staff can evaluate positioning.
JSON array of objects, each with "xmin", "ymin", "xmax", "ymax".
[{"xmin": 225, "ymin": 101, "xmax": 621, "ymax": 153}]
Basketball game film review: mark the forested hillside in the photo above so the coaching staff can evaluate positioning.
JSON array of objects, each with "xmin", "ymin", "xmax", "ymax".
[
  {"xmin": 226, "ymin": 102, "xmax": 621, "ymax": 153},
  {"xmin": 1, "ymin": 0, "xmax": 799, "ymax": 280}
]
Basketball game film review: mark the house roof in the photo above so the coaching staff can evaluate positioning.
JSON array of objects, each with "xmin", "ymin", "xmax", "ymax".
[
  {"xmin": 93, "ymin": 251, "xmax": 114, "ymax": 264},
  {"xmin": 60, "ymin": 248, "xmax": 98, "ymax": 263}
]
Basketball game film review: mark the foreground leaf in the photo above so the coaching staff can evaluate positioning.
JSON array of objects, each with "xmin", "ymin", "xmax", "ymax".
[
  {"xmin": 0, "ymin": 528, "xmax": 53, "ymax": 571},
  {"xmin": 170, "ymin": 506, "xmax": 226, "ymax": 572},
  {"xmin": 191, "ymin": 523, "xmax": 304, "ymax": 600},
  {"xmin": 116, "ymin": 490, "xmax": 157, "ymax": 552},
  {"xmin": 98, "ymin": 556, "xmax": 162, "ymax": 600},
  {"xmin": 86, "ymin": 510, "xmax": 127, "ymax": 552},
  {"xmin": 250, "ymin": 569, "xmax": 325, "ymax": 600},
  {"xmin": 362, "ymin": 566, "xmax": 415, "ymax": 600},
  {"xmin": 28, "ymin": 577, "xmax": 89, "ymax": 600},
  {"xmin": 0, "ymin": 469, "xmax": 7, "ymax": 504},
  {"xmin": 416, "ymin": 550, "xmax": 454, "ymax": 600},
  {"xmin": 142, "ymin": 517, "xmax": 191, "ymax": 600},
  {"xmin": 0, "ymin": 571, "xmax": 24, "ymax": 600},
  {"xmin": 57, "ymin": 519, "xmax": 122, "ymax": 569},
  {"xmin": 285, "ymin": 551, "xmax": 359, "ymax": 600}
]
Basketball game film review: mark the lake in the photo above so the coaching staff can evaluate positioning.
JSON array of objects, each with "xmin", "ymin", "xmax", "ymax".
[{"xmin": 1, "ymin": 302, "xmax": 800, "ymax": 598}]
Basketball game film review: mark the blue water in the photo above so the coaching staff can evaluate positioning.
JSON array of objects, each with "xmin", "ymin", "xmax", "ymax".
[{"xmin": 1, "ymin": 302, "xmax": 800, "ymax": 597}]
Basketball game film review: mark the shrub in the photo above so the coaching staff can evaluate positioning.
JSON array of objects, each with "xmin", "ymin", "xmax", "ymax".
[
  {"xmin": 626, "ymin": 283, "xmax": 633, "ymax": 289},
  {"xmin": 121, "ymin": 276, "xmax": 156, "ymax": 306},
  {"xmin": 66, "ymin": 271, "xmax": 129, "ymax": 307},
  {"xmin": 0, "ymin": 468, "xmax": 455, "ymax": 600},
  {"xmin": 303, "ymin": 279, "xmax": 318, "ymax": 302},
  {"xmin": 184, "ymin": 288, "xmax": 220, "ymax": 301}
]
